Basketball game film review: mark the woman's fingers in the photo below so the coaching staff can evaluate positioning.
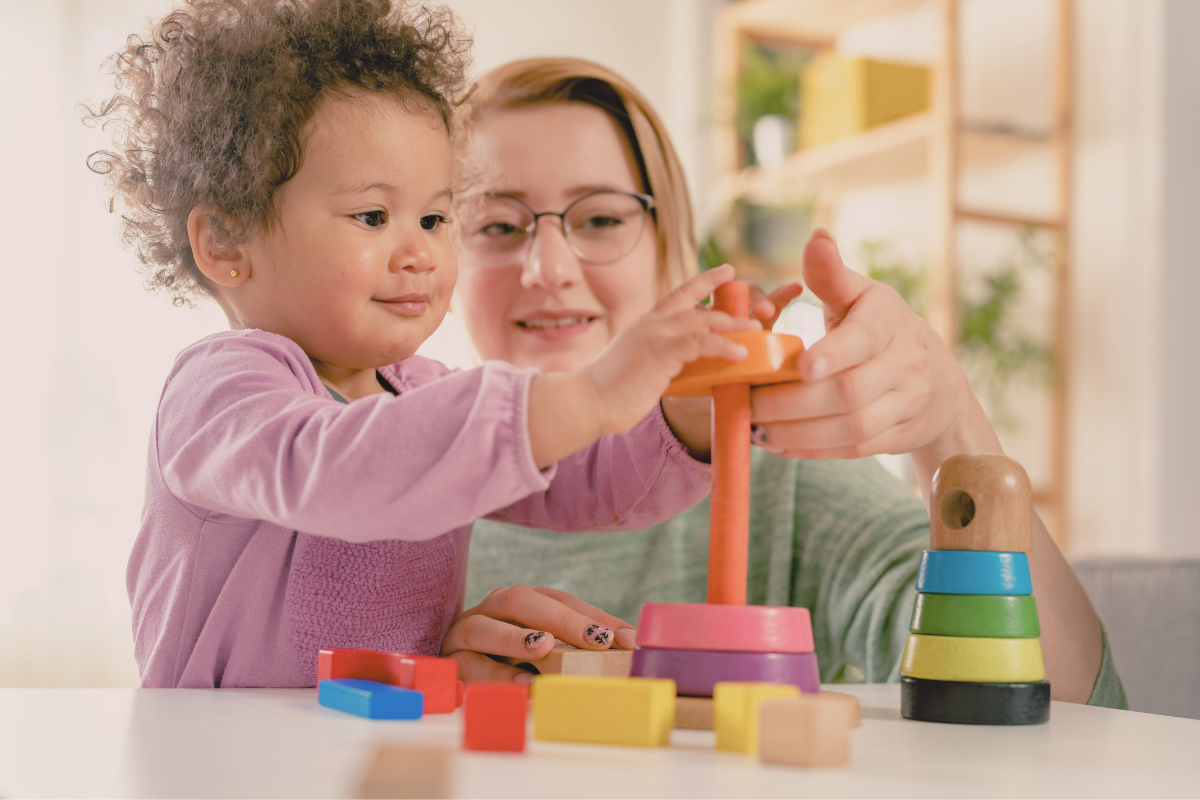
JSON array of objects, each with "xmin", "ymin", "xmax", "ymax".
[
  {"xmin": 448, "ymin": 649, "xmax": 535, "ymax": 685},
  {"xmin": 751, "ymin": 336, "xmax": 916, "ymax": 423},
  {"xmin": 755, "ymin": 389, "xmax": 915, "ymax": 455},
  {"xmin": 441, "ymin": 610, "xmax": 555, "ymax": 661},
  {"xmin": 477, "ymin": 585, "xmax": 624, "ymax": 651},
  {"xmin": 527, "ymin": 587, "xmax": 638, "ymax": 649},
  {"xmin": 801, "ymin": 228, "xmax": 873, "ymax": 318},
  {"xmin": 798, "ymin": 287, "xmax": 897, "ymax": 381},
  {"xmin": 759, "ymin": 283, "xmax": 804, "ymax": 330}
]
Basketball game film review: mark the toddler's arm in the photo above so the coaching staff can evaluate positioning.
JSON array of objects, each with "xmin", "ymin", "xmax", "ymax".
[{"xmin": 156, "ymin": 334, "xmax": 572, "ymax": 542}]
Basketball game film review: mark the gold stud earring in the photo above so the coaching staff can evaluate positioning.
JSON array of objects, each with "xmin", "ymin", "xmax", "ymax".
[{"xmin": 230, "ymin": 269, "xmax": 240, "ymax": 278}]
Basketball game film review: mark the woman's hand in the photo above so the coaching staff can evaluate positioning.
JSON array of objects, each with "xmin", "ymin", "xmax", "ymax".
[
  {"xmin": 440, "ymin": 585, "xmax": 637, "ymax": 684},
  {"xmin": 749, "ymin": 229, "xmax": 1001, "ymax": 494}
]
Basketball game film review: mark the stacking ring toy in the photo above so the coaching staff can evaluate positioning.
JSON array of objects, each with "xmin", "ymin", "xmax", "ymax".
[
  {"xmin": 636, "ymin": 603, "xmax": 814, "ymax": 653},
  {"xmin": 900, "ymin": 634, "xmax": 1046, "ymax": 683},
  {"xmin": 910, "ymin": 593, "xmax": 1040, "ymax": 638},
  {"xmin": 916, "ymin": 550, "xmax": 1032, "ymax": 595}
]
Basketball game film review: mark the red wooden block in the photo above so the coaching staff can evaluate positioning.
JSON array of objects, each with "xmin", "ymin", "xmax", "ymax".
[
  {"xmin": 316, "ymin": 649, "xmax": 460, "ymax": 713},
  {"xmin": 399, "ymin": 656, "xmax": 459, "ymax": 714},
  {"xmin": 462, "ymin": 683, "xmax": 528, "ymax": 752}
]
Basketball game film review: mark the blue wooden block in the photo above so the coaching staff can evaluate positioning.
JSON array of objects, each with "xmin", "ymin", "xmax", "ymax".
[
  {"xmin": 318, "ymin": 679, "xmax": 424, "ymax": 719},
  {"xmin": 916, "ymin": 550, "xmax": 1032, "ymax": 595}
]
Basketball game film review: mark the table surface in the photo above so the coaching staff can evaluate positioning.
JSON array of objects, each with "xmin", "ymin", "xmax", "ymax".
[{"xmin": 2, "ymin": 684, "xmax": 1199, "ymax": 798}]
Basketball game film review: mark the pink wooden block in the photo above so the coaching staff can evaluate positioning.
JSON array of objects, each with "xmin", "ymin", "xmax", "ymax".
[{"xmin": 635, "ymin": 603, "xmax": 814, "ymax": 654}]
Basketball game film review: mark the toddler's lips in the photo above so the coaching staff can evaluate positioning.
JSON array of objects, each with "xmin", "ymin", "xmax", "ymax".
[{"xmin": 376, "ymin": 294, "xmax": 430, "ymax": 317}]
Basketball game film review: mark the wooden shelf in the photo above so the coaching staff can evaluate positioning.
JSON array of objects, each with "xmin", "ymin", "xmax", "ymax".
[
  {"xmin": 721, "ymin": 113, "xmax": 1055, "ymax": 206},
  {"xmin": 721, "ymin": 0, "xmax": 928, "ymax": 42}
]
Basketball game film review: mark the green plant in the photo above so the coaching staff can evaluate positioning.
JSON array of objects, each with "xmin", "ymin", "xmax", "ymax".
[{"xmin": 734, "ymin": 43, "xmax": 809, "ymax": 159}]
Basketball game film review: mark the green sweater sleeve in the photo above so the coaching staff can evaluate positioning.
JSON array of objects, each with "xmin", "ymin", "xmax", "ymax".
[{"xmin": 465, "ymin": 450, "xmax": 1125, "ymax": 706}]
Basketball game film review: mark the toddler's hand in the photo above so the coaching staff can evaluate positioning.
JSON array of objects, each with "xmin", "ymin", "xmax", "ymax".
[
  {"xmin": 440, "ymin": 585, "xmax": 635, "ymax": 684},
  {"xmin": 584, "ymin": 264, "xmax": 761, "ymax": 438}
]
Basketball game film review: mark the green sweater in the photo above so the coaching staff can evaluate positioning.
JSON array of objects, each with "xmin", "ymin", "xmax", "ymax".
[{"xmin": 467, "ymin": 451, "xmax": 1126, "ymax": 708}]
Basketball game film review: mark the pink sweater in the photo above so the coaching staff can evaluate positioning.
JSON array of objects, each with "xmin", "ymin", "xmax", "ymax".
[{"xmin": 127, "ymin": 330, "xmax": 711, "ymax": 688}]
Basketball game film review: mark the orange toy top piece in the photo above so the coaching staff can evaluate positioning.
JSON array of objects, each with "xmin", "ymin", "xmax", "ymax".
[{"xmin": 665, "ymin": 331, "xmax": 806, "ymax": 397}]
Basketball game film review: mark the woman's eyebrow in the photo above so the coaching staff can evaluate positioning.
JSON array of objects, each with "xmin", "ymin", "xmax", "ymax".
[{"xmin": 485, "ymin": 184, "xmax": 632, "ymax": 201}]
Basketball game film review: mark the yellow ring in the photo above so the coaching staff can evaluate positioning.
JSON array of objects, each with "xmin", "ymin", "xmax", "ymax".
[
  {"xmin": 900, "ymin": 634, "xmax": 1046, "ymax": 683},
  {"xmin": 665, "ymin": 331, "xmax": 804, "ymax": 397}
]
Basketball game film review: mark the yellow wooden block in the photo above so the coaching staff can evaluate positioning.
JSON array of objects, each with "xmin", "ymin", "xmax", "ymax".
[
  {"xmin": 800, "ymin": 54, "xmax": 930, "ymax": 149},
  {"xmin": 900, "ymin": 634, "xmax": 1046, "ymax": 683},
  {"xmin": 531, "ymin": 675, "xmax": 675, "ymax": 747},
  {"xmin": 713, "ymin": 682, "xmax": 800, "ymax": 754}
]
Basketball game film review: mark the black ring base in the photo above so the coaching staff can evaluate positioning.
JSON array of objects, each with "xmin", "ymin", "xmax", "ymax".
[{"xmin": 901, "ymin": 676, "xmax": 1050, "ymax": 725}]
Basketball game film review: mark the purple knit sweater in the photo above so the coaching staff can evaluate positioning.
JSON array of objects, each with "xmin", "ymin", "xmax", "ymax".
[{"xmin": 127, "ymin": 330, "xmax": 711, "ymax": 688}]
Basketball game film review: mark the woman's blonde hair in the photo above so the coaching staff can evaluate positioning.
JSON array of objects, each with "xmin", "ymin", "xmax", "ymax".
[{"xmin": 455, "ymin": 57, "xmax": 696, "ymax": 292}]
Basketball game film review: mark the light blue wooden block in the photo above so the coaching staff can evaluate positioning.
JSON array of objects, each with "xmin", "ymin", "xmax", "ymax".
[{"xmin": 318, "ymin": 679, "xmax": 423, "ymax": 719}]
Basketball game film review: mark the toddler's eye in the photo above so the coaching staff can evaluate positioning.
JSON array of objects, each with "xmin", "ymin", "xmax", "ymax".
[
  {"xmin": 421, "ymin": 214, "xmax": 448, "ymax": 232},
  {"xmin": 353, "ymin": 210, "xmax": 387, "ymax": 228}
]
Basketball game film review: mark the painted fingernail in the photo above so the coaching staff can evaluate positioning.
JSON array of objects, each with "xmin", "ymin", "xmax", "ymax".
[
  {"xmin": 524, "ymin": 631, "xmax": 549, "ymax": 649},
  {"xmin": 615, "ymin": 628, "xmax": 637, "ymax": 649},
  {"xmin": 584, "ymin": 624, "xmax": 614, "ymax": 647},
  {"xmin": 809, "ymin": 355, "xmax": 829, "ymax": 380},
  {"xmin": 751, "ymin": 424, "xmax": 769, "ymax": 446},
  {"xmin": 514, "ymin": 671, "xmax": 534, "ymax": 685}
]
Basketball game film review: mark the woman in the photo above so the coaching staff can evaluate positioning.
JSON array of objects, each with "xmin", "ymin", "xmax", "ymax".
[{"xmin": 439, "ymin": 57, "xmax": 1124, "ymax": 707}]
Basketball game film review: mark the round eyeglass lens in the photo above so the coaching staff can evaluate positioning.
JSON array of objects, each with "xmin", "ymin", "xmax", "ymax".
[
  {"xmin": 562, "ymin": 191, "xmax": 649, "ymax": 263},
  {"xmin": 457, "ymin": 196, "xmax": 535, "ymax": 264}
]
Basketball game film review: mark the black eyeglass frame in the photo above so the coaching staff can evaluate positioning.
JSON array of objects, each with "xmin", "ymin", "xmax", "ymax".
[{"xmin": 456, "ymin": 189, "xmax": 657, "ymax": 266}]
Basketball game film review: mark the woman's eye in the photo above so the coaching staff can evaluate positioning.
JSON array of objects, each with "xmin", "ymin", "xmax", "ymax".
[
  {"xmin": 421, "ymin": 214, "xmax": 448, "ymax": 232},
  {"xmin": 353, "ymin": 210, "xmax": 387, "ymax": 228},
  {"xmin": 479, "ymin": 221, "xmax": 522, "ymax": 237},
  {"xmin": 579, "ymin": 215, "xmax": 623, "ymax": 230}
]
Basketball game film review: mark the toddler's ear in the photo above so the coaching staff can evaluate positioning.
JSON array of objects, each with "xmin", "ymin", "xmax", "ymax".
[{"xmin": 187, "ymin": 206, "xmax": 250, "ymax": 288}]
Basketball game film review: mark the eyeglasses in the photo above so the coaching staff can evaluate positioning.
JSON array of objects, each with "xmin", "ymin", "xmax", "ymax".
[{"xmin": 455, "ymin": 190, "xmax": 656, "ymax": 267}]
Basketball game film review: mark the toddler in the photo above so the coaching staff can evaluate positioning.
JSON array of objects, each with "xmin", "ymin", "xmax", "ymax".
[{"xmin": 88, "ymin": 0, "xmax": 754, "ymax": 688}]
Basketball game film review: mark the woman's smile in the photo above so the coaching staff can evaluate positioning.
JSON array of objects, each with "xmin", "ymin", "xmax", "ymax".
[{"xmin": 513, "ymin": 308, "xmax": 600, "ymax": 340}]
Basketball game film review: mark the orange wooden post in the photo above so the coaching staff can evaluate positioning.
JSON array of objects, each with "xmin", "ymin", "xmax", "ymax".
[{"xmin": 708, "ymin": 281, "xmax": 751, "ymax": 605}]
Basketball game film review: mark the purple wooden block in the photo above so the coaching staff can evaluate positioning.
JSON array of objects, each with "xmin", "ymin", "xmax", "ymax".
[{"xmin": 630, "ymin": 647, "xmax": 820, "ymax": 697}]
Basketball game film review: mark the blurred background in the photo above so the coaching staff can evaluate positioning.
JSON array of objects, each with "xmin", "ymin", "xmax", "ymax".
[{"xmin": 1, "ymin": 0, "xmax": 1198, "ymax": 710}]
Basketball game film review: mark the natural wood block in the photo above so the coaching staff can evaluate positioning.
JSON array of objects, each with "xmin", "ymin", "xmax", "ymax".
[
  {"xmin": 819, "ymin": 691, "xmax": 862, "ymax": 728},
  {"xmin": 713, "ymin": 682, "xmax": 800, "ymax": 753},
  {"xmin": 758, "ymin": 695, "xmax": 855, "ymax": 767},
  {"xmin": 900, "ymin": 634, "xmax": 1046, "ymax": 683},
  {"xmin": 356, "ymin": 743, "xmax": 452, "ymax": 799},
  {"xmin": 675, "ymin": 696, "xmax": 714, "ymax": 730},
  {"xmin": 930, "ymin": 454, "xmax": 1033, "ymax": 553},
  {"xmin": 506, "ymin": 645, "xmax": 632, "ymax": 677},
  {"xmin": 531, "ymin": 675, "xmax": 675, "ymax": 747}
]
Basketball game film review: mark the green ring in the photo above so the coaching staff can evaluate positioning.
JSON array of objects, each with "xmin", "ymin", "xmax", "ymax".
[{"xmin": 910, "ymin": 593, "xmax": 1041, "ymax": 638}]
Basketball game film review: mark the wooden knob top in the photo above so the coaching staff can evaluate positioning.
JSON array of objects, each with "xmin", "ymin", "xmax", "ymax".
[{"xmin": 930, "ymin": 454, "xmax": 1032, "ymax": 553}]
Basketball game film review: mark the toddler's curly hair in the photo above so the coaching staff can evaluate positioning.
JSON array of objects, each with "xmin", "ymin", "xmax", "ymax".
[{"xmin": 85, "ymin": 0, "xmax": 471, "ymax": 306}]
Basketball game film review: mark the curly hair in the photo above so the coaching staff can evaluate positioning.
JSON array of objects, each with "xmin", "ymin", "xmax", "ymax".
[{"xmin": 84, "ymin": 0, "xmax": 471, "ymax": 306}]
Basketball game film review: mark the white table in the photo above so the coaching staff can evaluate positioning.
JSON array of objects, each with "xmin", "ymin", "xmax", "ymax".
[{"xmin": 1, "ymin": 685, "xmax": 1198, "ymax": 798}]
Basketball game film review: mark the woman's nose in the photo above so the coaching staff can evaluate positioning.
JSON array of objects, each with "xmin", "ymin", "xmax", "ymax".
[{"xmin": 521, "ymin": 222, "xmax": 582, "ymax": 291}]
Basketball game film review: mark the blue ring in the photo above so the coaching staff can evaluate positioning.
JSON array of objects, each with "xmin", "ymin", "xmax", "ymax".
[{"xmin": 916, "ymin": 550, "xmax": 1032, "ymax": 595}]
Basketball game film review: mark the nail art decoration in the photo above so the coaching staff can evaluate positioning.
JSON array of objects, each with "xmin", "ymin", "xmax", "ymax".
[
  {"xmin": 584, "ymin": 624, "xmax": 614, "ymax": 647},
  {"xmin": 751, "ymin": 424, "xmax": 769, "ymax": 446},
  {"xmin": 523, "ymin": 631, "xmax": 549, "ymax": 649}
]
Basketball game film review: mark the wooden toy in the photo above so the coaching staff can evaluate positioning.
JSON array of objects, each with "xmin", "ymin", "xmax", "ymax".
[
  {"xmin": 631, "ymin": 647, "xmax": 819, "ymax": 697},
  {"xmin": 630, "ymin": 282, "xmax": 820, "ymax": 697},
  {"xmin": 757, "ymin": 694, "xmax": 856, "ymax": 767},
  {"xmin": 904, "ymin": 455, "xmax": 1051, "ymax": 725},
  {"xmin": 820, "ymin": 691, "xmax": 863, "ymax": 727},
  {"xmin": 930, "ymin": 454, "xmax": 1033, "ymax": 552},
  {"xmin": 900, "ymin": 676, "xmax": 1050, "ymax": 725},
  {"xmin": 531, "ymin": 675, "xmax": 675, "ymax": 747},
  {"xmin": 502, "ymin": 645, "xmax": 632, "ymax": 677},
  {"xmin": 356, "ymin": 743, "xmax": 452, "ymax": 799},
  {"xmin": 635, "ymin": 603, "xmax": 814, "ymax": 653},
  {"xmin": 462, "ymin": 682, "xmax": 528, "ymax": 752},
  {"xmin": 674, "ymin": 696, "xmax": 714, "ymax": 730},
  {"xmin": 916, "ymin": 550, "xmax": 1032, "ymax": 595},
  {"xmin": 901, "ymin": 634, "xmax": 1045, "ymax": 683},
  {"xmin": 714, "ymin": 682, "xmax": 800, "ymax": 753},
  {"xmin": 316, "ymin": 649, "xmax": 460, "ymax": 713},
  {"xmin": 318, "ymin": 679, "xmax": 423, "ymax": 720},
  {"xmin": 910, "ymin": 593, "xmax": 1040, "ymax": 638}
]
